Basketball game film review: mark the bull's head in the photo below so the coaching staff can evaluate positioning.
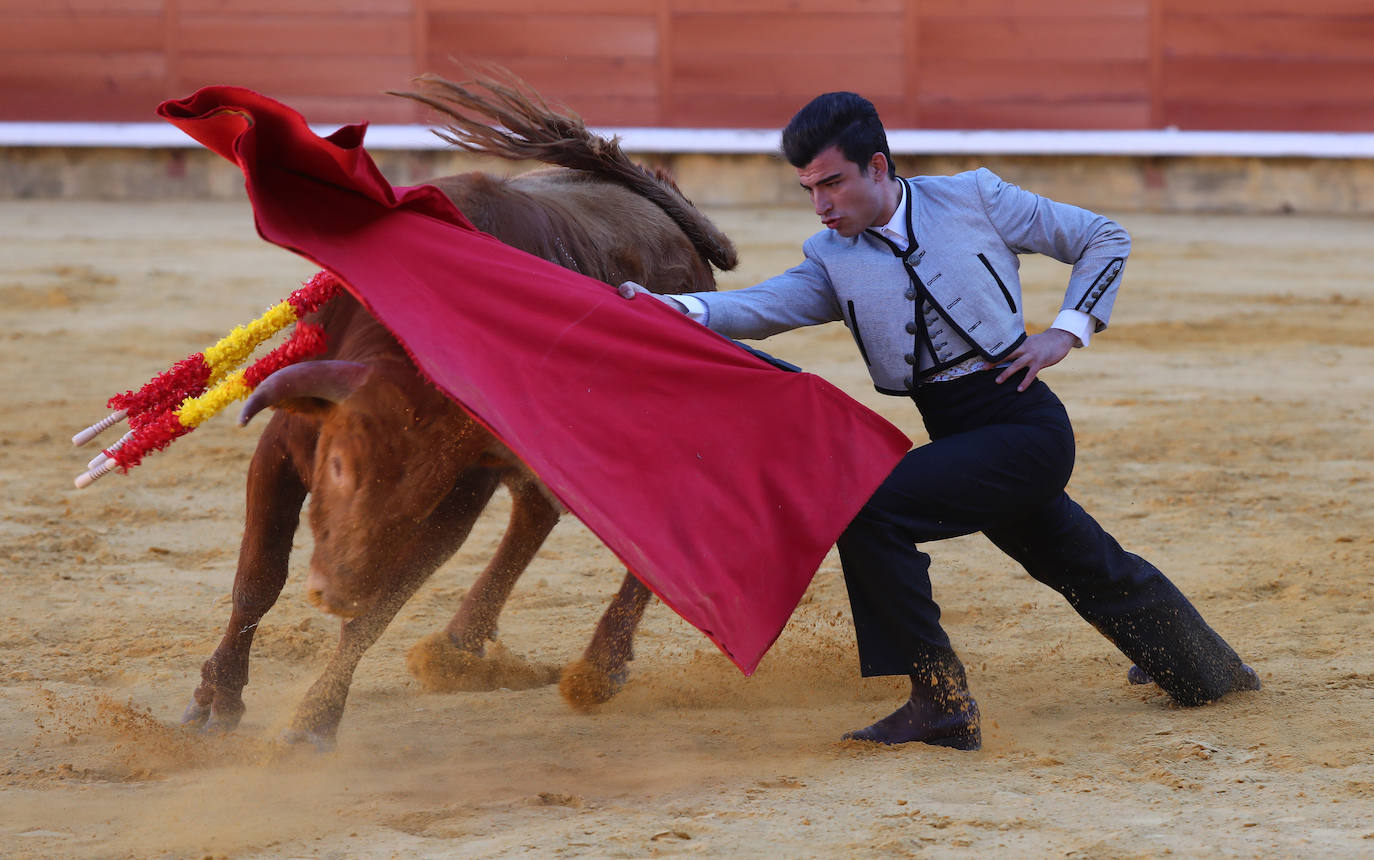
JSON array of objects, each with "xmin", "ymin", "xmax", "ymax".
[{"xmin": 242, "ymin": 359, "xmax": 484, "ymax": 618}]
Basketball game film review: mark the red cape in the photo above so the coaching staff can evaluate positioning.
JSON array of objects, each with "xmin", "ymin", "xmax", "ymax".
[{"xmin": 158, "ymin": 87, "xmax": 911, "ymax": 673}]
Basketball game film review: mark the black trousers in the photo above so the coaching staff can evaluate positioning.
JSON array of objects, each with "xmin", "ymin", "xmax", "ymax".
[{"xmin": 837, "ymin": 369, "xmax": 1246, "ymax": 706}]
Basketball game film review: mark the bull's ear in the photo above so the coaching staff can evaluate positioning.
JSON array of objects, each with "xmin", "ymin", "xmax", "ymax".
[{"xmin": 239, "ymin": 361, "xmax": 371, "ymax": 426}]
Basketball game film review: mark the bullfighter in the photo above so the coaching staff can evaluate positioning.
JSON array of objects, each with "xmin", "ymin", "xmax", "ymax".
[{"xmin": 620, "ymin": 90, "xmax": 1260, "ymax": 750}]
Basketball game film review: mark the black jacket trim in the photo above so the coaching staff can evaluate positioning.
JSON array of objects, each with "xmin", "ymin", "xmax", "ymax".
[
  {"xmin": 846, "ymin": 299, "xmax": 872, "ymax": 366},
  {"xmin": 1075, "ymin": 257, "xmax": 1124, "ymax": 313},
  {"xmin": 977, "ymin": 252, "xmax": 1016, "ymax": 312}
]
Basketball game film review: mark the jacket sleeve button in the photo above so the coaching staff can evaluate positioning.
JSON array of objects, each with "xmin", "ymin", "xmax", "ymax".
[{"xmin": 904, "ymin": 353, "xmax": 917, "ymax": 365}]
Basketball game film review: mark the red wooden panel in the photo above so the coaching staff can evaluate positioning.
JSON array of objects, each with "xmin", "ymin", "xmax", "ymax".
[
  {"xmin": 176, "ymin": 15, "xmax": 413, "ymax": 56},
  {"xmin": 0, "ymin": 87, "xmax": 170, "ymax": 121},
  {"xmin": 919, "ymin": 0, "xmax": 1146, "ymax": 16},
  {"xmin": 427, "ymin": 0, "xmax": 656, "ymax": 11},
  {"xmin": 0, "ymin": 0, "xmax": 164, "ymax": 12},
  {"xmin": 919, "ymin": 16, "xmax": 1149, "ymax": 61},
  {"xmin": 0, "ymin": 14, "xmax": 163, "ymax": 53},
  {"xmin": 1163, "ymin": 59, "xmax": 1374, "ymax": 104},
  {"xmin": 918, "ymin": 60, "xmax": 1148, "ymax": 103},
  {"xmin": 267, "ymin": 93, "xmax": 423, "ymax": 125},
  {"xmin": 0, "ymin": 52, "xmax": 168, "ymax": 121},
  {"xmin": 1164, "ymin": 101, "xmax": 1374, "ymax": 132},
  {"xmin": 180, "ymin": 0, "xmax": 411, "ymax": 13},
  {"xmin": 1159, "ymin": 0, "xmax": 1374, "ymax": 15},
  {"xmin": 671, "ymin": 12, "xmax": 902, "ymax": 56},
  {"xmin": 671, "ymin": 0, "xmax": 902, "ymax": 13},
  {"xmin": 429, "ymin": 12, "xmax": 657, "ymax": 59},
  {"xmin": 420, "ymin": 55, "xmax": 658, "ymax": 99},
  {"xmin": 673, "ymin": 54, "xmax": 905, "ymax": 99},
  {"xmin": 917, "ymin": 100, "xmax": 1151, "ymax": 129},
  {"xmin": 670, "ymin": 93, "xmax": 910, "ymax": 129},
  {"xmin": 176, "ymin": 55, "xmax": 415, "ymax": 98},
  {"xmin": 417, "ymin": 55, "xmax": 659, "ymax": 124},
  {"xmin": 1162, "ymin": 15, "xmax": 1374, "ymax": 62}
]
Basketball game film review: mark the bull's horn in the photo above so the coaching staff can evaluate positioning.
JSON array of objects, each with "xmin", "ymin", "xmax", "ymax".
[{"xmin": 239, "ymin": 360, "xmax": 372, "ymax": 426}]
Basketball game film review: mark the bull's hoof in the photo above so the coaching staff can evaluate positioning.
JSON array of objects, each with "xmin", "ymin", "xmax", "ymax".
[
  {"xmin": 181, "ymin": 699, "xmax": 211, "ymax": 729},
  {"xmin": 180, "ymin": 695, "xmax": 244, "ymax": 733},
  {"xmin": 280, "ymin": 726, "xmax": 337, "ymax": 753},
  {"xmin": 406, "ymin": 632, "xmax": 559, "ymax": 693},
  {"xmin": 558, "ymin": 658, "xmax": 628, "ymax": 713}
]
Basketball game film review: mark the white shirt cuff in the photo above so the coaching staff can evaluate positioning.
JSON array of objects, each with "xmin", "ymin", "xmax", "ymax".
[
  {"xmin": 1051, "ymin": 309, "xmax": 1095, "ymax": 348},
  {"xmin": 675, "ymin": 293, "xmax": 710, "ymax": 325}
]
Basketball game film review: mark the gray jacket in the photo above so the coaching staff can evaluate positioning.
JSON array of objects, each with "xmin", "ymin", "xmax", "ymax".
[{"xmin": 690, "ymin": 168, "xmax": 1130, "ymax": 395}]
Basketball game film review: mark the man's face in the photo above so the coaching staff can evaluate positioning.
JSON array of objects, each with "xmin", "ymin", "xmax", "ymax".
[{"xmin": 796, "ymin": 145, "xmax": 890, "ymax": 238}]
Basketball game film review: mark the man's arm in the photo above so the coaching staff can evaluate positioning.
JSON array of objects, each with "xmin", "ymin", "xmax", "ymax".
[
  {"xmin": 975, "ymin": 167, "xmax": 1130, "ymax": 337},
  {"xmin": 621, "ymin": 242, "xmax": 843, "ymax": 340},
  {"xmin": 975, "ymin": 168, "xmax": 1129, "ymax": 389}
]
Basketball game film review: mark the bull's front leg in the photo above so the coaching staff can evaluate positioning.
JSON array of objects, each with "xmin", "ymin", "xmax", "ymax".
[
  {"xmin": 183, "ymin": 420, "xmax": 307, "ymax": 733},
  {"xmin": 282, "ymin": 469, "xmax": 501, "ymax": 749},
  {"xmin": 405, "ymin": 475, "xmax": 562, "ymax": 691},
  {"xmin": 559, "ymin": 571, "xmax": 653, "ymax": 711}
]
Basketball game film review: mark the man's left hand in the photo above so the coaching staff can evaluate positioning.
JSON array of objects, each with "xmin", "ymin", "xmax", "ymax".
[{"xmin": 995, "ymin": 328, "xmax": 1077, "ymax": 391}]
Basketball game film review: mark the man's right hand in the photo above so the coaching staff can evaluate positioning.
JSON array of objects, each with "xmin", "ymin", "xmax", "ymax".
[{"xmin": 618, "ymin": 280, "xmax": 687, "ymax": 313}]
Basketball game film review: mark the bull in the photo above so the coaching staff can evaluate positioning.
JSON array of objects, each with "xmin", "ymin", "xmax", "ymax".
[{"xmin": 179, "ymin": 75, "xmax": 738, "ymax": 748}]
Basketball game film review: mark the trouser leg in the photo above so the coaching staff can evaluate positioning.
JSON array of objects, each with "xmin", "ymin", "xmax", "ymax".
[
  {"xmin": 984, "ymin": 493, "xmax": 1250, "ymax": 706},
  {"xmin": 837, "ymin": 404, "xmax": 1074, "ymax": 677}
]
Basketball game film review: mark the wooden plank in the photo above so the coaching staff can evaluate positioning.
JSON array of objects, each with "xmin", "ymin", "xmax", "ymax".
[
  {"xmin": 1162, "ymin": 15, "xmax": 1374, "ymax": 62},
  {"xmin": 919, "ymin": 0, "xmax": 1146, "ymax": 16},
  {"xmin": 918, "ymin": 16, "xmax": 1149, "ymax": 62},
  {"xmin": 672, "ymin": 54, "xmax": 905, "ymax": 99},
  {"xmin": 426, "ymin": 0, "xmax": 654, "ymax": 12},
  {"xmin": 1162, "ymin": 59, "xmax": 1374, "ymax": 104},
  {"xmin": 180, "ymin": 0, "xmax": 412, "ymax": 13},
  {"xmin": 668, "ymin": 92, "xmax": 911, "ymax": 129},
  {"xmin": 176, "ymin": 15, "xmax": 413, "ymax": 56},
  {"xmin": 428, "ymin": 12, "xmax": 657, "ymax": 59},
  {"xmin": 0, "ymin": 0, "xmax": 164, "ymax": 12},
  {"xmin": 917, "ymin": 60, "xmax": 1148, "ymax": 102},
  {"xmin": 1164, "ymin": 101, "xmax": 1374, "ymax": 132},
  {"xmin": 916, "ymin": 100, "xmax": 1151, "ymax": 129},
  {"xmin": 0, "ymin": 87, "xmax": 169, "ymax": 121},
  {"xmin": 1160, "ymin": 0, "xmax": 1374, "ymax": 15},
  {"xmin": 668, "ymin": 93, "xmax": 836, "ymax": 129},
  {"xmin": 266, "ymin": 93, "xmax": 424, "ymax": 125},
  {"xmin": 670, "ymin": 12, "xmax": 901, "ymax": 56},
  {"xmin": 175, "ymin": 54, "xmax": 415, "ymax": 98},
  {"xmin": 0, "ymin": 52, "xmax": 168, "ymax": 121},
  {"xmin": 419, "ymin": 55, "xmax": 659, "ymax": 98},
  {"xmin": 670, "ymin": 0, "xmax": 902, "ymax": 13},
  {"xmin": 0, "ymin": 14, "xmax": 163, "ymax": 53}
]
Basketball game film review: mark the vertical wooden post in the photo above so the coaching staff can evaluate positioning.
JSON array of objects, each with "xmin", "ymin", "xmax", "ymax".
[
  {"xmin": 657, "ymin": 0, "xmax": 673, "ymax": 127},
  {"xmin": 1149, "ymin": 0, "xmax": 1164, "ymax": 128},
  {"xmin": 163, "ymin": 0, "xmax": 180, "ymax": 101},
  {"xmin": 411, "ymin": 0, "xmax": 429, "ymax": 124},
  {"xmin": 903, "ymin": 0, "xmax": 921, "ymax": 128}
]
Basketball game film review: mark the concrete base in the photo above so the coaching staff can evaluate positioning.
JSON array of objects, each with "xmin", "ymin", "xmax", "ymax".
[{"xmin": 2, "ymin": 146, "xmax": 1372, "ymax": 215}]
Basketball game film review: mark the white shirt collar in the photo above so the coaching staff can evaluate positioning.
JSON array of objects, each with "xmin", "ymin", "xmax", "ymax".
[{"xmin": 872, "ymin": 180, "xmax": 908, "ymax": 251}]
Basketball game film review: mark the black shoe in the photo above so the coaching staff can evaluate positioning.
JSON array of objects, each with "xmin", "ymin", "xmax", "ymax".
[{"xmin": 842, "ymin": 695, "xmax": 982, "ymax": 750}]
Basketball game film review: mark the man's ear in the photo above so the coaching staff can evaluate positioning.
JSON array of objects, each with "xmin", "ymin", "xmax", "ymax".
[{"xmin": 868, "ymin": 151, "xmax": 889, "ymax": 181}]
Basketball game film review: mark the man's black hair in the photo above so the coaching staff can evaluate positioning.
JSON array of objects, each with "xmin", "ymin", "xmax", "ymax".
[{"xmin": 781, "ymin": 92, "xmax": 896, "ymax": 179}]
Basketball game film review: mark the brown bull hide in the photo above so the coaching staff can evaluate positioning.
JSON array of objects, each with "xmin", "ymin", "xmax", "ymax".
[{"xmin": 181, "ymin": 75, "xmax": 736, "ymax": 748}]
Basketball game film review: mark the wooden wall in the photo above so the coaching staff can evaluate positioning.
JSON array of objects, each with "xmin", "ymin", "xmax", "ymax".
[{"xmin": 1, "ymin": 0, "xmax": 1371, "ymax": 131}]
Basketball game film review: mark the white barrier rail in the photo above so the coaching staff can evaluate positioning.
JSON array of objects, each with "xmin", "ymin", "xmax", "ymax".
[{"xmin": 3, "ymin": 123, "xmax": 1374, "ymax": 159}]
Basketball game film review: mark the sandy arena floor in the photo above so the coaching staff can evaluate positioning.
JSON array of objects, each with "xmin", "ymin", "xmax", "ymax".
[{"xmin": 2, "ymin": 194, "xmax": 1373, "ymax": 858}]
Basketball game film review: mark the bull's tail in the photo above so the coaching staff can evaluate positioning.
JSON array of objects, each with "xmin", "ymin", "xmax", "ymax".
[{"xmin": 388, "ymin": 71, "xmax": 738, "ymax": 273}]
